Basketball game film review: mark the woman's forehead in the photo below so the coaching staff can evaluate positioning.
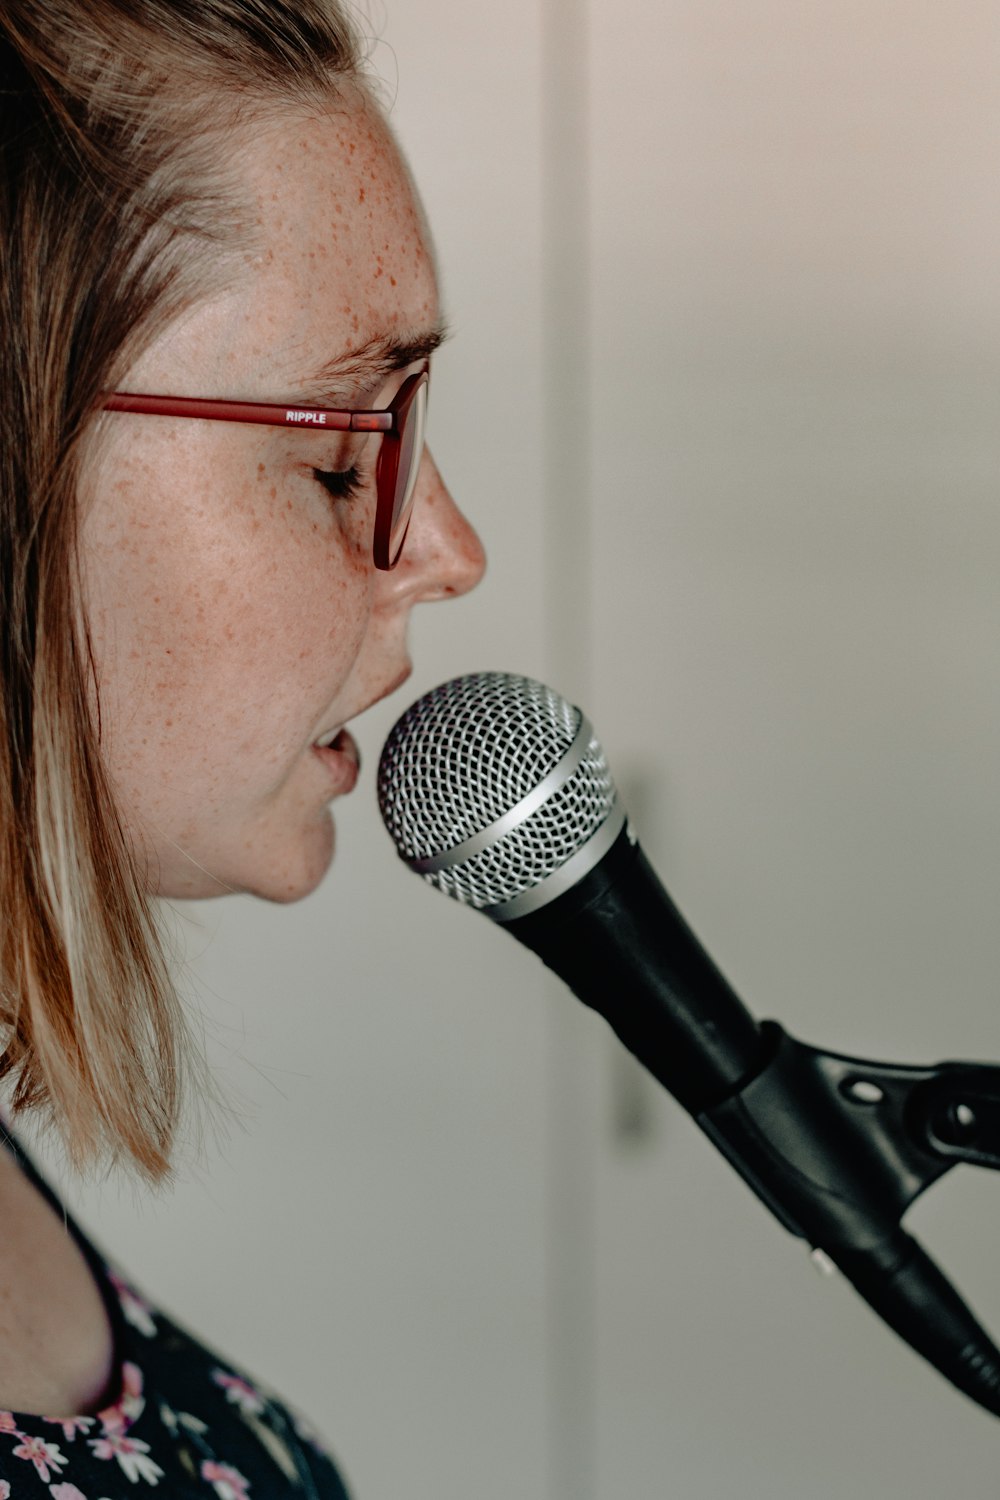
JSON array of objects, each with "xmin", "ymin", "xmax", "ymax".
[
  {"xmin": 241, "ymin": 95, "xmax": 441, "ymax": 384},
  {"xmin": 131, "ymin": 93, "xmax": 440, "ymax": 401}
]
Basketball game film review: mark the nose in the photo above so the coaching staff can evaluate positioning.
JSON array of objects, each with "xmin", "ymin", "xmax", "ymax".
[{"xmin": 381, "ymin": 448, "xmax": 486, "ymax": 604}]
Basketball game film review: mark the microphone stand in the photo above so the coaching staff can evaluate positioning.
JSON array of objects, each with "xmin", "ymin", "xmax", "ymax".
[{"xmin": 699, "ymin": 1025, "xmax": 1000, "ymax": 1417}]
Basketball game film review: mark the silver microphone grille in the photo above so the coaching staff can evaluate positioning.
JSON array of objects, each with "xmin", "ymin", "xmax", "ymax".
[{"xmin": 377, "ymin": 671, "xmax": 625, "ymax": 920}]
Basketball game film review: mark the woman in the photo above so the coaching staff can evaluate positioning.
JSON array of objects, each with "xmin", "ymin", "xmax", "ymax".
[{"xmin": 0, "ymin": 0, "xmax": 484, "ymax": 1492}]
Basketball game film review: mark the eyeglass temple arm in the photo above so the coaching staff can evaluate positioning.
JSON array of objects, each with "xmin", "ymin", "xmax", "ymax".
[
  {"xmin": 101, "ymin": 391, "xmax": 393, "ymax": 432},
  {"xmin": 697, "ymin": 1023, "xmax": 1000, "ymax": 1417}
]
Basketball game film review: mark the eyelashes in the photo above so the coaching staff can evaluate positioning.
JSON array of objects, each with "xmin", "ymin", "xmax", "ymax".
[
  {"xmin": 312, "ymin": 464, "xmax": 365, "ymax": 503},
  {"xmin": 310, "ymin": 427, "xmax": 374, "ymax": 509}
]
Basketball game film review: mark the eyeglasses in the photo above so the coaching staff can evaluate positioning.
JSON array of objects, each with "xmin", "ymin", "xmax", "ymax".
[{"xmin": 102, "ymin": 360, "xmax": 430, "ymax": 570}]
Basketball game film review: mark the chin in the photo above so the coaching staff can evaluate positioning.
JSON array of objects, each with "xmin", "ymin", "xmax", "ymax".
[
  {"xmin": 244, "ymin": 814, "xmax": 337, "ymax": 905},
  {"xmin": 151, "ymin": 809, "xmax": 337, "ymax": 903}
]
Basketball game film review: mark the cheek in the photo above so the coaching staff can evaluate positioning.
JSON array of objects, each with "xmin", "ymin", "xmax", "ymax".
[{"xmin": 80, "ymin": 439, "xmax": 376, "ymax": 775}]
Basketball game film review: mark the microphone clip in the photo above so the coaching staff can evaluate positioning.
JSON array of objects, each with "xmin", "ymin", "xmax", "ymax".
[
  {"xmin": 908, "ymin": 1062, "xmax": 1000, "ymax": 1171},
  {"xmin": 697, "ymin": 1023, "xmax": 1000, "ymax": 1416}
]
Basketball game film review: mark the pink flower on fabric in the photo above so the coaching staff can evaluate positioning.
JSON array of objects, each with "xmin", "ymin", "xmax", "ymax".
[
  {"xmin": 201, "ymin": 1460, "xmax": 252, "ymax": 1500},
  {"xmin": 119, "ymin": 1362, "xmax": 145, "ymax": 1429},
  {"xmin": 50, "ymin": 1485, "xmax": 90, "ymax": 1500},
  {"xmin": 211, "ymin": 1371, "xmax": 265, "ymax": 1416},
  {"xmin": 0, "ymin": 1480, "xmax": 10, "ymax": 1499},
  {"xmin": 11, "ymin": 1434, "xmax": 67, "ymax": 1482},
  {"xmin": 98, "ymin": 1362, "xmax": 145, "ymax": 1435},
  {"xmin": 0, "ymin": 1412, "xmax": 19, "ymax": 1433},
  {"xmin": 45, "ymin": 1416, "xmax": 96, "ymax": 1443},
  {"xmin": 97, "ymin": 1406, "xmax": 126, "ymax": 1437},
  {"xmin": 89, "ymin": 1431, "xmax": 163, "ymax": 1485}
]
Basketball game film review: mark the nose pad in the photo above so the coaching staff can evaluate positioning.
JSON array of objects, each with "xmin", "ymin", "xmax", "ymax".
[{"xmin": 388, "ymin": 448, "xmax": 486, "ymax": 601}]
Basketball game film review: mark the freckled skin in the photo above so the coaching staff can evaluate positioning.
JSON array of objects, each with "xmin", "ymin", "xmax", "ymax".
[{"xmin": 79, "ymin": 87, "xmax": 485, "ymax": 903}]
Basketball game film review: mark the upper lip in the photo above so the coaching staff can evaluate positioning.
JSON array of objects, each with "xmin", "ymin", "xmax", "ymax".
[{"xmin": 312, "ymin": 664, "xmax": 412, "ymax": 746}]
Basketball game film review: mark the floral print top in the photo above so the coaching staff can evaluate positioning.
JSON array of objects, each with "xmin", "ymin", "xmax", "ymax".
[{"xmin": 0, "ymin": 1135, "xmax": 351, "ymax": 1500}]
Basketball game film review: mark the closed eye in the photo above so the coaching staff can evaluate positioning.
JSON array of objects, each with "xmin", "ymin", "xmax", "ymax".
[{"xmin": 313, "ymin": 465, "xmax": 365, "ymax": 501}]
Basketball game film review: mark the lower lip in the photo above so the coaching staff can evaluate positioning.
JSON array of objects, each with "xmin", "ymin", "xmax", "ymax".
[{"xmin": 311, "ymin": 728, "xmax": 360, "ymax": 796}]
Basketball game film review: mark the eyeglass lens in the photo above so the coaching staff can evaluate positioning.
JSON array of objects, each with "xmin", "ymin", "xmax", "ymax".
[{"xmin": 389, "ymin": 378, "xmax": 428, "ymax": 562}]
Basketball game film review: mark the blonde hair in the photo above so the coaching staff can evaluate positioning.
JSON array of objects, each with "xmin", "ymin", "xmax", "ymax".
[{"xmin": 0, "ymin": 0, "xmax": 365, "ymax": 1181}]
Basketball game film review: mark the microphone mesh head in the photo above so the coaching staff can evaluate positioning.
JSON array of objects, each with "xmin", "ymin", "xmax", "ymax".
[{"xmin": 377, "ymin": 671, "xmax": 618, "ymax": 910}]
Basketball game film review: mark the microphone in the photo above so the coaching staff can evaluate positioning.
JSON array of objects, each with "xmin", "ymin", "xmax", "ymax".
[
  {"xmin": 377, "ymin": 669, "xmax": 1000, "ymax": 1419},
  {"xmin": 376, "ymin": 668, "xmax": 765, "ymax": 1113}
]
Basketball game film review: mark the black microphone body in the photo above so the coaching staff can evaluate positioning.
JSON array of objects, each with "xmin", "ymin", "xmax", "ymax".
[{"xmin": 508, "ymin": 822, "xmax": 764, "ymax": 1116}]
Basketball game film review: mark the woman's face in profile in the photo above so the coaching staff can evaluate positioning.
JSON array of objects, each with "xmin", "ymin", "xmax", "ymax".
[{"xmin": 79, "ymin": 87, "xmax": 485, "ymax": 903}]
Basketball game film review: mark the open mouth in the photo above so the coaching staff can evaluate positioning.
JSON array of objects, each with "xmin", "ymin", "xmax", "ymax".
[
  {"xmin": 311, "ymin": 727, "xmax": 360, "ymax": 793},
  {"xmin": 310, "ymin": 664, "xmax": 410, "ymax": 787},
  {"xmin": 315, "ymin": 725, "xmax": 345, "ymax": 750}
]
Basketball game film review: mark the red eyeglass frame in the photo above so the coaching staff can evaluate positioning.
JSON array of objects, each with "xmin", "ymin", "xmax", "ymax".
[{"xmin": 101, "ymin": 360, "xmax": 431, "ymax": 570}]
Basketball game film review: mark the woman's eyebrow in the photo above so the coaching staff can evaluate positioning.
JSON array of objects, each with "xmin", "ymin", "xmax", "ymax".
[{"xmin": 294, "ymin": 321, "xmax": 451, "ymax": 405}]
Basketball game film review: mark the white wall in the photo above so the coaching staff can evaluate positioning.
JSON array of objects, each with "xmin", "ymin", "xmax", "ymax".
[
  {"xmin": 587, "ymin": 1, "xmax": 1000, "ymax": 1491},
  {"xmin": 31, "ymin": 2, "xmax": 1000, "ymax": 1496}
]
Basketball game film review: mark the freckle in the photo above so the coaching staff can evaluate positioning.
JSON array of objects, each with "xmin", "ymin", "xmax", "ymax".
[
  {"xmin": 374, "ymin": 266, "xmax": 382, "ymax": 278},
  {"xmin": 358, "ymin": 187, "xmax": 365, "ymax": 202},
  {"xmin": 390, "ymin": 276, "xmax": 397, "ymax": 287},
  {"xmin": 257, "ymin": 463, "xmax": 265, "ymax": 476},
  {"xmin": 269, "ymin": 485, "xmax": 277, "ymax": 500}
]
